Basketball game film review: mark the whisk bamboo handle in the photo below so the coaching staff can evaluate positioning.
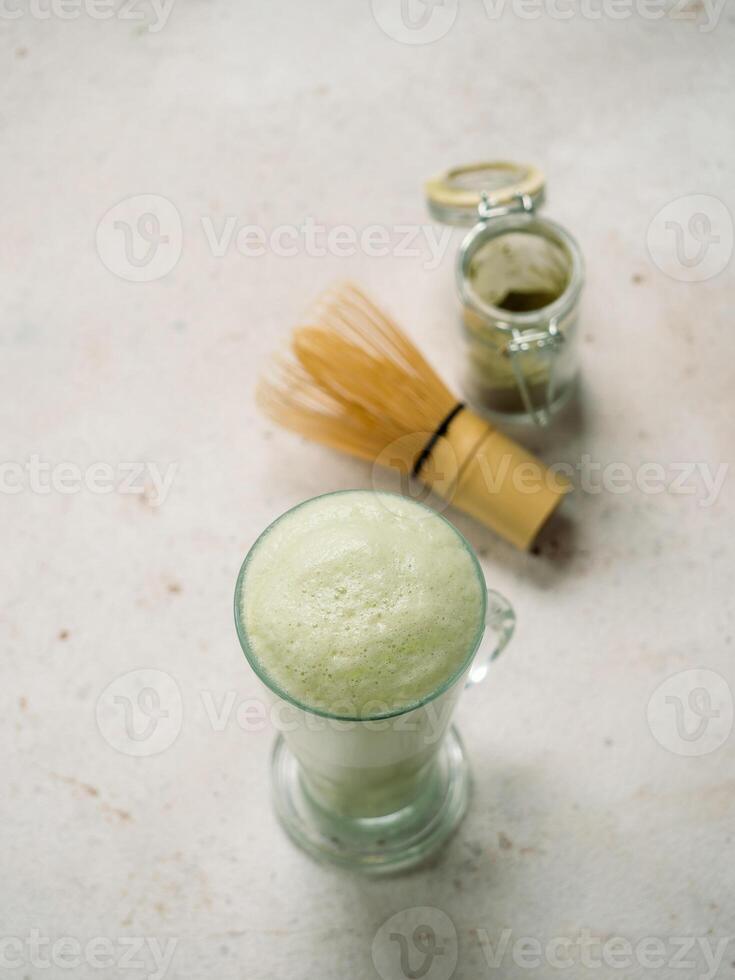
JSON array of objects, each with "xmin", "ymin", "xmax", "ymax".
[{"xmin": 415, "ymin": 408, "xmax": 568, "ymax": 550}]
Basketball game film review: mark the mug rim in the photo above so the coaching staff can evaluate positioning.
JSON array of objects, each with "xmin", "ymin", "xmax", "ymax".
[{"xmin": 233, "ymin": 489, "xmax": 489, "ymax": 723}]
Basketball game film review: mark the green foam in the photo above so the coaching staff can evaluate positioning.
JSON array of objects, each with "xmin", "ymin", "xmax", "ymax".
[{"xmin": 239, "ymin": 492, "xmax": 485, "ymax": 715}]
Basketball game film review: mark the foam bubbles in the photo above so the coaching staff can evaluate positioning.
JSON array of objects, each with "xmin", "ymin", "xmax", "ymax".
[{"xmin": 239, "ymin": 492, "xmax": 485, "ymax": 716}]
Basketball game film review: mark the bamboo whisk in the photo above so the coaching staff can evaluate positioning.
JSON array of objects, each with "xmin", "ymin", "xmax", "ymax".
[{"xmin": 258, "ymin": 283, "xmax": 567, "ymax": 550}]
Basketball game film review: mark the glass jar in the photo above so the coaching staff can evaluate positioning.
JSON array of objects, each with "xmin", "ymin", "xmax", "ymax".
[{"xmin": 427, "ymin": 161, "xmax": 584, "ymax": 427}]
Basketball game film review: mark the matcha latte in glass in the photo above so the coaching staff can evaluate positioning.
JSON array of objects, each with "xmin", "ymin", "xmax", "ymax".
[{"xmin": 234, "ymin": 490, "xmax": 515, "ymax": 872}]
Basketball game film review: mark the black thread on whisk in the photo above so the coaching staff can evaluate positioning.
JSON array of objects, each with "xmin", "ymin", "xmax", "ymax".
[{"xmin": 412, "ymin": 403, "xmax": 466, "ymax": 478}]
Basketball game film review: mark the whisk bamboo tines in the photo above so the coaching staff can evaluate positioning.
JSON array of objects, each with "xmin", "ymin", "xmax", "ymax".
[{"xmin": 257, "ymin": 283, "xmax": 568, "ymax": 550}]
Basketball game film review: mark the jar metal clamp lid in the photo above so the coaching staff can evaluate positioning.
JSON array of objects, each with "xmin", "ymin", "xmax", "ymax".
[
  {"xmin": 426, "ymin": 160, "xmax": 546, "ymax": 225},
  {"xmin": 426, "ymin": 161, "xmax": 584, "ymax": 427}
]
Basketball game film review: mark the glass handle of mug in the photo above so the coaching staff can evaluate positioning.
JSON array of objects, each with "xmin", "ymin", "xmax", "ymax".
[
  {"xmin": 504, "ymin": 319, "xmax": 564, "ymax": 428},
  {"xmin": 466, "ymin": 589, "xmax": 516, "ymax": 687}
]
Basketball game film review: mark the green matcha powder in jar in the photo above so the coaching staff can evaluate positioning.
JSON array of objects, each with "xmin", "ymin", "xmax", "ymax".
[{"xmin": 426, "ymin": 161, "xmax": 585, "ymax": 427}]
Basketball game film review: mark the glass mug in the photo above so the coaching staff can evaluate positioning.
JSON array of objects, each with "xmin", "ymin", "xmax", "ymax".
[{"xmin": 234, "ymin": 493, "xmax": 516, "ymax": 873}]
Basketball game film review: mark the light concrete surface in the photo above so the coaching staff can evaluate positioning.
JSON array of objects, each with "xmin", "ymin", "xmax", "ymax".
[{"xmin": 2, "ymin": 2, "xmax": 734, "ymax": 978}]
